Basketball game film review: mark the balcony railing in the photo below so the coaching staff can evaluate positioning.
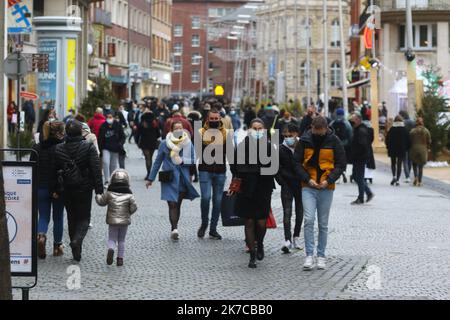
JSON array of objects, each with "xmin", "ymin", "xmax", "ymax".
[
  {"xmin": 379, "ymin": 0, "xmax": 450, "ymax": 11},
  {"xmin": 93, "ymin": 7, "xmax": 112, "ymax": 27}
]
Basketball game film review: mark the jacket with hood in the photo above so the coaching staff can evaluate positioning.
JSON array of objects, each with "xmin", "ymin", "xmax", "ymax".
[
  {"xmin": 386, "ymin": 122, "xmax": 411, "ymax": 158},
  {"xmin": 88, "ymin": 113, "xmax": 106, "ymax": 137},
  {"xmin": 293, "ymin": 129, "xmax": 346, "ymax": 190},
  {"xmin": 276, "ymin": 141, "xmax": 302, "ymax": 192},
  {"xmin": 136, "ymin": 112, "xmax": 161, "ymax": 150},
  {"xmin": 95, "ymin": 169, "xmax": 137, "ymax": 226}
]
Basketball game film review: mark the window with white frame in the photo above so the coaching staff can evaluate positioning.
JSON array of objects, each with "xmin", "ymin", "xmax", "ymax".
[
  {"xmin": 192, "ymin": 53, "xmax": 201, "ymax": 65},
  {"xmin": 399, "ymin": 23, "xmax": 437, "ymax": 50},
  {"xmin": 192, "ymin": 34, "xmax": 200, "ymax": 47},
  {"xmin": 300, "ymin": 61, "xmax": 308, "ymax": 87},
  {"xmin": 331, "ymin": 19, "xmax": 340, "ymax": 47},
  {"xmin": 192, "ymin": 16, "xmax": 201, "ymax": 29},
  {"xmin": 174, "ymin": 59, "xmax": 182, "ymax": 72},
  {"xmin": 174, "ymin": 25, "xmax": 183, "ymax": 37},
  {"xmin": 330, "ymin": 61, "xmax": 341, "ymax": 87},
  {"xmin": 192, "ymin": 70, "xmax": 200, "ymax": 83},
  {"xmin": 173, "ymin": 43, "xmax": 183, "ymax": 55}
]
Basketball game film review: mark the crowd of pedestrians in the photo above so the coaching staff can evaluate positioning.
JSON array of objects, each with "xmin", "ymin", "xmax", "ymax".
[{"xmin": 26, "ymin": 96, "xmax": 432, "ymax": 270}]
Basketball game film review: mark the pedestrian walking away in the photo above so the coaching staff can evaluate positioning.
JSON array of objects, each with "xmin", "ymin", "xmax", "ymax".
[
  {"xmin": 386, "ymin": 115, "xmax": 411, "ymax": 186},
  {"xmin": 96, "ymin": 169, "xmax": 137, "ymax": 267},
  {"xmin": 330, "ymin": 108, "xmax": 353, "ymax": 183},
  {"xmin": 146, "ymin": 121, "xmax": 200, "ymax": 241},
  {"xmin": 54, "ymin": 120, "xmax": 103, "ymax": 262},
  {"xmin": 229, "ymin": 118, "xmax": 276, "ymax": 269},
  {"xmin": 294, "ymin": 116, "xmax": 346, "ymax": 270},
  {"xmin": 399, "ymin": 110, "xmax": 416, "ymax": 183},
  {"xmin": 409, "ymin": 117, "xmax": 431, "ymax": 187},
  {"xmin": 136, "ymin": 109, "xmax": 161, "ymax": 179},
  {"xmin": 276, "ymin": 123, "xmax": 303, "ymax": 253},
  {"xmin": 31, "ymin": 121, "xmax": 65, "ymax": 259}
]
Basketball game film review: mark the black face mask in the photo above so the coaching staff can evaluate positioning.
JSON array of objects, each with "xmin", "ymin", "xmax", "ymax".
[
  {"xmin": 209, "ymin": 121, "xmax": 220, "ymax": 129},
  {"xmin": 312, "ymin": 134, "xmax": 326, "ymax": 146}
]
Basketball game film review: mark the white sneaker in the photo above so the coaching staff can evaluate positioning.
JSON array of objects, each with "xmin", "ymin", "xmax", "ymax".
[
  {"xmin": 303, "ymin": 256, "xmax": 315, "ymax": 270},
  {"xmin": 317, "ymin": 257, "xmax": 326, "ymax": 270},
  {"xmin": 405, "ymin": 178, "xmax": 411, "ymax": 183},
  {"xmin": 171, "ymin": 229, "xmax": 179, "ymax": 241},
  {"xmin": 293, "ymin": 237, "xmax": 303, "ymax": 250},
  {"xmin": 281, "ymin": 240, "xmax": 292, "ymax": 254},
  {"xmin": 88, "ymin": 223, "xmax": 93, "ymax": 229}
]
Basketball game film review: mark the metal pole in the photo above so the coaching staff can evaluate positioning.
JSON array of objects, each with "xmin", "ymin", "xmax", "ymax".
[
  {"xmin": 323, "ymin": 0, "xmax": 329, "ymax": 116},
  {"xmin": 294, "ymin": 0, "xmax": 298, "ymax": 100},
  {"xmin": 199, "ymin": 56, "xmax": 203, "ymax": 100},
  {"xmin": 16, "ymin": 36, "xmax": 22, "ymax": 161},
  {"xmin": 284, "ymin": 0, "xmax": 288, "ymax": 103},
  {"xmin": 306, "ymin": 0, "xmax": 311, "ymax": 106},
  {"xmin": 127, "ymin": 0, "xmax": 131, "ymax": 99},
  {"xmin": 338, "ymin": 0, "xmax": 349, "ymax": 113}
]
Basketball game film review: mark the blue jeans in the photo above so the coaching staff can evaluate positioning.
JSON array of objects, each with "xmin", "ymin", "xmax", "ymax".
[
  {"xmin": 352, "ymin": 161, "xmax": 372, "ymax": 200},
  {"xmin": 199, "ymin": 171, "xmax": 226, "ymax": 232},
  {"xmin": 38, "ymin": 187, "xmax": 65, "ymax": 244},
  {"xmin": 302, "ymin": 187, "xmax": 334, "ymax": 258}
]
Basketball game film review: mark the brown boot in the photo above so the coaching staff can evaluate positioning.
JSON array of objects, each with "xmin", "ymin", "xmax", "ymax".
[
  {"xmin": 117, "ymin": 257, "xmax": 123, "ymax": 267},
  {"xmin": 37, "ymin": 234, "xmax": 47, "ymax": 259},
  {"xmin": 53, "ymin": 243, "xmax": 64, "ymax": 257}
]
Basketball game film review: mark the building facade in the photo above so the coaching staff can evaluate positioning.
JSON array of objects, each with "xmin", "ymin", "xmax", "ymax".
[
  {"xmin": 378, "ymin": 0, "xmax": 450, "ymax": 117},
  {"xmin": 171, "ymin": 0, "xmax": 251, "ymax": 101},
  {"xmin": 256, "ymin": 0, "xmax": 350, "ymax": 106}
]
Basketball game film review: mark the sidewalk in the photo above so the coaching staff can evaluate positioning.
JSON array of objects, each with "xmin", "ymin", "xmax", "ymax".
[{"xmin": 374, "ymin": 151, "xmax": 450, "ymax": 185}]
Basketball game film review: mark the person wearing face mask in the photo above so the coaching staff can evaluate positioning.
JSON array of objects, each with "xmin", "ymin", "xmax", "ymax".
[
  {"xmin": 145, "ymin": 121, "xmax": 199, "ymax": 241},
  {"xmin": 98, "ymin": 113, "xmax": 126, "ymax": 185},
  {"xmin": 276, "ymin": 123, "xmax": 303, "ymax": 254},
  {"xmin": 196, "ymin": 109, "xmax": 233, "ymax": 240},
  {"xmin": 229, "ymin": 107, "xmax": 241, "ymax": 131},
  {"xmin": 294, "ymin": 116, "xmax": 346, "ymax": 271},
  {"xmin": 229, "ymin": 118, "xmax": 276, "ymax": 268},
  {"xmin": 103, "ymin": 104, "xmax": 113, "ymax": 117}
]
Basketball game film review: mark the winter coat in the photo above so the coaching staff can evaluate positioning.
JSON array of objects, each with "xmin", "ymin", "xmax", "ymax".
[
  {"xmin": 197, "ymin": 122, "xmax": 230, "ymax": 174},
  {"xmin": 88, "ymin": 113, "xmax": 106, "ymax": 138},
  {"xmin": 221, "ymin": 115, "xmax": 233, "ymax": 130},
  {"xmin": 30, "ymin": 137, "xmax": 63, "ymax": 191},
  {"xmin": 409, "ymin": 126, "xmax": 431, "ymax": 165},
  {"xmin": 22, "ymin": 101, "xmax": 35, "ymax": 124},
  {"xmin": 230, "ymin": 113, "xmax": 241, "ymax": 130},
  {"xmin": 54, "ymin": 136, "xmax": 104, "ymax": 195},
  {"xmin": 386, "ymin": 122, "xmax": 411, "ymax": 158},
  {"xmin": 243, "ymin": 108, "xmax": 256, "ymax": 128},
  {"xmin": 330, "ymin": 117, "xmax": 353, "ymax": 147},
  {"xmin": 299, "ymin": 114, "xmax": 314, "ymax": 136},
  {"xmin": 136, "ymin": 112, "xmax": 161, "ymax": 150},
  {"xmin": 351, "ymin": 123, "xmax": 372, "ymax": 163},
  {"xmin": 276, "ymin": 142, "xmax": 302, "ymax": 192},
  {"xmin": 294, "ymin": 129, "xmax": 346, "ymax": 190},
  {"xmin": 98, "ymin": 121, "xmax": 126, "ymax": 153},
  {"xmin": 147, "ymin": 139, "xmax": 200, "ymax": 202}
]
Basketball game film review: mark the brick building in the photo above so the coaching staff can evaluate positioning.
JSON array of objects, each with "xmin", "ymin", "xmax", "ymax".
[{"xmin": 171, "ymin": 0, "xmax": 253, "ymax": 101}]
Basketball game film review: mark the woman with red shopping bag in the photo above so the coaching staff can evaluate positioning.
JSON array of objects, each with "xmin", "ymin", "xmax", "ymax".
[{"xmin": 229, "ymin": 118, "xmax": 277, "ymax": 269}]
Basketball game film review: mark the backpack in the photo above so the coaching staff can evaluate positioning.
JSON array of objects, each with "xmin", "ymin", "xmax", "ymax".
[
  {"xmin": 332, "ymin": 120, "xmax": 348, "ymax": 143},
  {"xmin": 58, "ymin": 144, "xmax": 86, "ymax": 188}
]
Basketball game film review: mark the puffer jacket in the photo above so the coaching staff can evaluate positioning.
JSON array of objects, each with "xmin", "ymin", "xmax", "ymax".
[
  {"xmin": 95, "ymin": 169, "xmax": 137, "ymax": 225},
  {"xmin": 54, "ymin": 135, "xmax": 104, "ymax": 194},
  {"xmin": 30, "ymin": 137, "xmax": 63, "ymax": 191}
]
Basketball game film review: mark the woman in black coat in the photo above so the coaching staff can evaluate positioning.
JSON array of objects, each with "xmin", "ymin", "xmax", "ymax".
[
  {"xmin": 136, "ymin": 111, "xmax": 161, "ymax": 178},
  {"xmin": 230, "ymin": 118, "xmax": 276, "ymax": 269},
  {"xmin": 386, "ymin": 115, "xmax": 411, "ymax": 186}
]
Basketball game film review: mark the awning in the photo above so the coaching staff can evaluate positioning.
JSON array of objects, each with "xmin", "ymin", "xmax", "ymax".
[{"xmin": 342, "ymin": 78, "xmax": 371, "ymax": 90}]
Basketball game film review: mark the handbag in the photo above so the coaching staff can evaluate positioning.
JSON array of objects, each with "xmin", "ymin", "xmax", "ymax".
[
  {"xmin": 266, "ymin": 209, "xmax": 277, "ymax": 229},
  {"xmin": 220, "ymin": 192, "xmax": 245, "ymax": 227},
  {"xmin": 158, "ymin": 170, "xmax": 174, "ymax": 183}
]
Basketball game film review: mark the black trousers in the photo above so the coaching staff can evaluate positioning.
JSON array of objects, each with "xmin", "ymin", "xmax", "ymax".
[
  {"xmin": 64, "ymin": 191, "xmax": 93, "ymax": 248},
  {"xmin": 281, "ymin": 185, "xmax": 303, "ymax": 241}
]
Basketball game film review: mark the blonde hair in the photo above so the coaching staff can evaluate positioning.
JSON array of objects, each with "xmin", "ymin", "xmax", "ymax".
[
  {"xmin": 42, "ymin": 121, "xmax": 65, "ymax": 141},
  {"xmin": 95, "ymin": 107, "xmax": 103, "ymax": 114}
]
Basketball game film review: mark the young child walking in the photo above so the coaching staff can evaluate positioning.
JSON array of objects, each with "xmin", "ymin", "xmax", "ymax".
[{"xmin": 96, "ymin": 169, "xmax": 137, "ymax": 266}]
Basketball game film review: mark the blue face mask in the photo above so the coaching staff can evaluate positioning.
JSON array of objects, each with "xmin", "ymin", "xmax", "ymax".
[
  {"xmin": 230, "ymin": 111, "xmax": 236, "ymax": 115},
  {"xmin": 250, "ymin": 130, "xmax": 264, "ymax": 140},
  {"xmin": 284, "ymin": 137, "xmax": 296, "ymax": 147}
]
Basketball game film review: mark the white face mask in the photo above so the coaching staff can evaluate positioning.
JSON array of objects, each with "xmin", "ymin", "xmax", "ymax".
[{"xmin": 106, "ymin": 118, "xmax": 114, "ymax": 125}]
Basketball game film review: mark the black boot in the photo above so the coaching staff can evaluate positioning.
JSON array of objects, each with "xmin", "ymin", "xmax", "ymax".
[
  {"xmin": 248, "ymin": 249, "xmax": 257, "ymax": 268},
  {"xmin": 256, "ymin": 242, "xmax": 264, "ymax": 261}
]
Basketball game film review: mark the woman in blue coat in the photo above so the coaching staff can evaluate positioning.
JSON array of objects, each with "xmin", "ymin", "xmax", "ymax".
[{"xmin": 146, "ymin": 121, "xmax": 199, "ymax": 240}]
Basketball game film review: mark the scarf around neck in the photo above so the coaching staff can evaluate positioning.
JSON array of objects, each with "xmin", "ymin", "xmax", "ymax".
[
  {"xmin": 199, "ymin": 121, "xmax": 228, "ymax": 145},
  {"xmin": 166, "ymin": 131, "xmax": 191, "ymax": 165}
]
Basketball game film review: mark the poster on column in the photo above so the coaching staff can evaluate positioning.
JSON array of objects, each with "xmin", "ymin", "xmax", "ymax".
[
  {"xmin": 3, "ymin": 162, "xmax": 37, "ymax": 276},
  {"xmin": 66, "ymin": 39, "xmax": 77, "ymax": 113},
  {"xmin": 37, "ymin": 39, "xmax": 58, "ymax": 110}
]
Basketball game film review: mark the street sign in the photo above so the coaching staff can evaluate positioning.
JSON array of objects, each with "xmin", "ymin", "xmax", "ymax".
[
  {"xmin": 3, "ymin": 53, "xmax": 29, "ymax": 80},
  {"xmin": 7, "ymin": 0, "xmax": 33, "ymax": 34},
  {"xmin": 20, "ymin": 91, "xmax": 39, "ymax": 100}
]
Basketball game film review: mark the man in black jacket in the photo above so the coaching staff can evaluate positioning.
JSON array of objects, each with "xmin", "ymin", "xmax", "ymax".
[
  {"xmin": 276, "ymin": 123, "xmax": 303, "ymax": 253},
  {"xmin": 350, "ymin": 113, "xmax": 374, "ymax": 205},
  {"xmin": 54, "ymin": 120, "xmax": 103, "ymax": 261}
]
